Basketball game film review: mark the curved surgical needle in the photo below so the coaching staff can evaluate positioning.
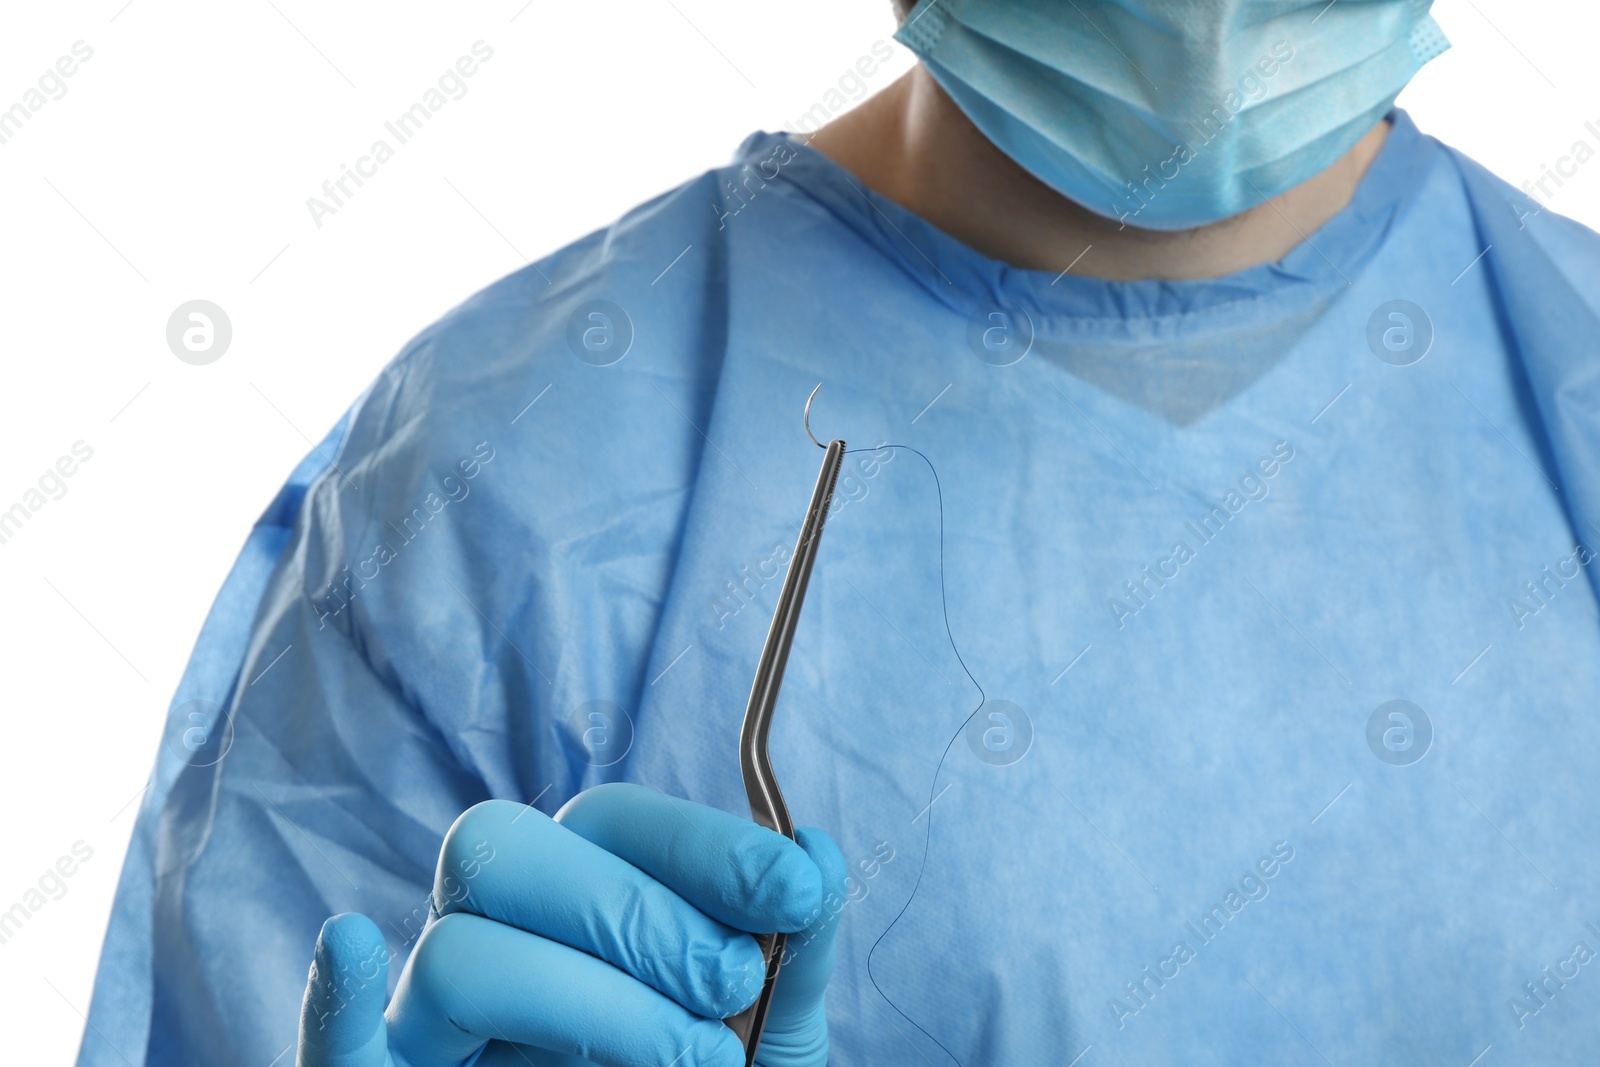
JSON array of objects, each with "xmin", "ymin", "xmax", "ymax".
[{"xmin": 803, "ymin": 381, "xmax": 827, "ymax": 449}]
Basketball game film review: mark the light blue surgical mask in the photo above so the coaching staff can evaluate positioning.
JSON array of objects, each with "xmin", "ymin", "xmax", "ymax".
[{"xmin": 894, "ymin": 0, "xmax": 1448, "ymax": 230}]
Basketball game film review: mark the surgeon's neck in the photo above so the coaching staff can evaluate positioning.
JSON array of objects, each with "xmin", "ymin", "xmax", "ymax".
[{"xmin": 803, "ymin": 67, "xmax": 1389, "ymax": 283}]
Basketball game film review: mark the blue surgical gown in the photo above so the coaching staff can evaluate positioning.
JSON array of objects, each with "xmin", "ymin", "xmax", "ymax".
[{"xmin": 80, "ymin": 109, "xmax": 1600, "ymax": 1065}]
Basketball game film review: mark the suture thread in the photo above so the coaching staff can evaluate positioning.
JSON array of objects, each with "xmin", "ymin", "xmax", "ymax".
[{"xmin": 845, "ymin": 444, "xmax": 983, "ymax": 1067}]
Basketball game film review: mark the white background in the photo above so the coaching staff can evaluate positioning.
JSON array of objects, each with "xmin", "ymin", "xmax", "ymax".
[{"xmin": 0, "ymin": 1, "xmax": 1596, "ymax": 1062}]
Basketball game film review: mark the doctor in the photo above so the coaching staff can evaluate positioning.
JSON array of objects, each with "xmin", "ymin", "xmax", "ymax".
[{"xmin": 80, "ymin": 1, "xmax": 1600, "ymax": 1064}]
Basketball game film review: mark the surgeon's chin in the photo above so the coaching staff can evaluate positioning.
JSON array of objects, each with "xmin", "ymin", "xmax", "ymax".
[
  {"xmin": 1029, "ymin": 117, "xmax": 1393, "ymax": 279},
  {"xmin": 1104, "ymin": 118, "xmax": 1394, "ymax": 240},
  {"xmin": 810, "ymin": 66, "xmax": 1390, "ymax": 282}
]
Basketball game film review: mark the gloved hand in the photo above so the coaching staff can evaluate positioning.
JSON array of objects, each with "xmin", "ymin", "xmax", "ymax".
[{"xmin": 296, "ymin": 783, "xmax": 846, "ymax": 1067}]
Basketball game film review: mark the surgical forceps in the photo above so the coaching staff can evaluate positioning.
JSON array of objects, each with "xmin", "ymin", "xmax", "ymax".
[{"xmin": 725, "ymin": 385, "xmax": 845, "ymax": 1064}]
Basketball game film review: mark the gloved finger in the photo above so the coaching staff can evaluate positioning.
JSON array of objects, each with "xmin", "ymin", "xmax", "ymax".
[
  {"xmin": 766, "ymin": 827, "xmax": 849, "ymax": 1020},
  {"xmin": 387, "ymin": 911, "xmax": 746, "ymax": 1067},
  {"xmin": 730, "ymin": 830, "xmax": 848, "ymax": 1067},
  {"xmin": 433, "ymin": 799, "xmax": 764, "ymax": 1020},
  {"xmin": 297, "ymin": 913, "xmax": 391, "ymax": 1067},
  {"xmin": 555, "ymin": 783, "xmax": 824, "ymax": 934}
]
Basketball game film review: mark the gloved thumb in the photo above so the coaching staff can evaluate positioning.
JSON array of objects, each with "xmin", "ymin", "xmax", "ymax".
[
  {"xmin": 756, "ymin": 826, "xmax": 848, "ymax": 1067},
  {"xmin": 297, "ymin": 912, "xmax": 392, "ymax": 1067}
]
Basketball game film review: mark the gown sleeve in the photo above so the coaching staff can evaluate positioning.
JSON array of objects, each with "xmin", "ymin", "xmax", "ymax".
[
  {"xmin": 75, "ymin": 390, "xmax": 496, "ymax": 1066},
  {"xmin": 76, "ymin": 162, "xmax": 736, "ymax": 1066}
]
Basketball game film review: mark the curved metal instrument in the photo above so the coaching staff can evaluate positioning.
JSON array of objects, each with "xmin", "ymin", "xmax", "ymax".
[{"xmin": 725, "ymin": 387, "xmax": 844, "ymax": 1064}]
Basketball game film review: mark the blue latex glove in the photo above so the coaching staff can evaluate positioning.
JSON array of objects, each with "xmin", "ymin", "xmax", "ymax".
[{"xmin": 295, "ymin": 784, "xmax": 845, "ymax": 1067}]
